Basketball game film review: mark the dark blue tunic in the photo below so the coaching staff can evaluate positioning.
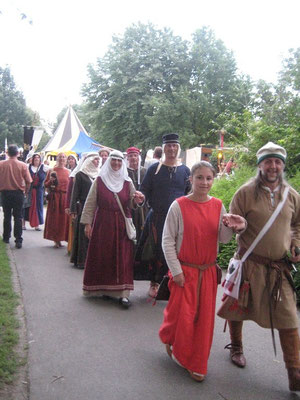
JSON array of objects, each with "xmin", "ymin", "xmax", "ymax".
[{"xmin": 135, "ymin": 163, "xmax": 191, "ymax": 282}]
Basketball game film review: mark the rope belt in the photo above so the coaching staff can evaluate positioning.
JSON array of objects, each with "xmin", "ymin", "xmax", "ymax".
[
  {"xmin": 238, "ymin": 247, "xmax": 294, "ymax": 355},
  {"xmin": 179, "ymin": 260, "xmax": 216, "ymax": 323}
]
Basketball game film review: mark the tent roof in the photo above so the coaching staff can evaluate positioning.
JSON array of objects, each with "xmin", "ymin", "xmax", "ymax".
[
  {"xmin": 70, "ymin": 131, "xmax": 101, "ymax": 154},
  {"xmin": 42, "ymin": 106, "xmax": 102, "ymax": 156}
]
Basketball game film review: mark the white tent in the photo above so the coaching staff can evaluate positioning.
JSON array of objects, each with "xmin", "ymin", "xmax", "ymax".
[{"xmin": 43, "ymin": 106, "xmax": 101, "ymax": 157}]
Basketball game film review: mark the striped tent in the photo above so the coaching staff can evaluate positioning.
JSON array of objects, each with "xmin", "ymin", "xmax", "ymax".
[{"xmin": 43, "ymin": 106, "xmax": 102, "ymax": 157}]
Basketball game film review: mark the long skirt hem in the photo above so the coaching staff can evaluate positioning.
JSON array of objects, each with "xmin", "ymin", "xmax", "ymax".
[{"xmin": 83, "ymin": 289, "xmax": 131, "ymax": 298}]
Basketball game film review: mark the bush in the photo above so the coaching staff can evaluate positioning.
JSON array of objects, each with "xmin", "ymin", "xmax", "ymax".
[
  {"xmin": 217, "ymin": 238, "xmax": 237, "ymax": 268},
  {"xmin": 211, "ymin": 167, "xmax": 255, "ymax": 268},
  {"xmin": 211, "ymin": 166, "xmax": 255, "ymax": 210},
  {"xmin": 288, "ymin": 169, "xmax": 300, "ymax": 192}
]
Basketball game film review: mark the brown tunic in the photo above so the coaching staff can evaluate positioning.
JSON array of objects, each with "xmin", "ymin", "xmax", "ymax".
[
  {"xmin": 218, "ymin": 180, "xmax": 300, "ymax": 329},
  {"xmin": 44, "ymin": 167, "xmax": 70, "ymax": 242}
]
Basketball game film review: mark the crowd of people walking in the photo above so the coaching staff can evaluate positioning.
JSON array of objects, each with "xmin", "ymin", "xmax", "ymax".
[{"xmin": 0, "ymin": 137, "xmax": 300, "ymax": 391}]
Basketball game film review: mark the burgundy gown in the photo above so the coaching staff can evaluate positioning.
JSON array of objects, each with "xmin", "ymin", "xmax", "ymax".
[{"xmin": 83, "ymin": 177, "xmax": 134, "ymax": 293}]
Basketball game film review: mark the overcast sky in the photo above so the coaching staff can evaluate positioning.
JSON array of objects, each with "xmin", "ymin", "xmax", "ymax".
[{"xmin": 1, "ymin": 0, "xmax": 299, "ymax": 125}]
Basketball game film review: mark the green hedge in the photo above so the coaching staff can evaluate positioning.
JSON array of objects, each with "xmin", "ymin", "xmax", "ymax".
[{"xmin": 211, "ymin": 167, "xmax": 255, "ymax": 267}]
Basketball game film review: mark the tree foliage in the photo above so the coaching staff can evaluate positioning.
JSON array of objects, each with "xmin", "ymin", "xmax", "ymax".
[
  {"xmin": 82, "ymin": 24, "xmax": 252, "ymax": 152},
  {"xmin": 0, "ymin": 66, "xmax": 38, "ymax": 148},
  {"xmin": 237, "ymin": 48, "xmax": 300, "ymax": 173}
]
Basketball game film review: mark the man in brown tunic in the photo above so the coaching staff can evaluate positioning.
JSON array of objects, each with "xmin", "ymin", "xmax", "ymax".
[{"xmin": 218, "ymin": 142, "xmax": 300, "ymax": 392}]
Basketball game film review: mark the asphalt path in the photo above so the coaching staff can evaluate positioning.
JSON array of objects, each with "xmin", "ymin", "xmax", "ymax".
[{"xmin": 2, "ymin": 210, "xmax": 300, "ymax": 400}]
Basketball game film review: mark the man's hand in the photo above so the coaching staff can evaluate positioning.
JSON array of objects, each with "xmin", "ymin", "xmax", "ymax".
[
  {"xmin": 173, "ymin": 272, "xmax": 185, "ymax": 287},
  {"xmin": 223, "ymin": 213, "xmax": 246, "ymax": 233}
]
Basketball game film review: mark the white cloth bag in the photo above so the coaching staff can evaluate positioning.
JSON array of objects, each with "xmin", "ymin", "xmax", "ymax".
[{"xmin": 114, "ymin": 193, "xmax": 136, "ymax": 242}]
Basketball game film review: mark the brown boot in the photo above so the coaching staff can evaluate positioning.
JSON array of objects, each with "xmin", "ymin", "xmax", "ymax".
[
  {"xmin": 279, "ymin": 328, "xmax": 300, "ymax": 391},
  {"xmin": 226, "ymin": 320, "xmax": 246, "ymax": 368},
  {"xmin": 287, "ymin": 368, "xmax": 300, "ymax": 391}
]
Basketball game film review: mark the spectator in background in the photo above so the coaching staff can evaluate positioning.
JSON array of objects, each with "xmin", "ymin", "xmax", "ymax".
[
  {"xmin": 126, "ymin": 146, "xmax": 148, "ymax": 243},
  {"xmin": 66, "ymin": 154, "xmax": 77, "ymax": 171},
  {"xmin": 99, "ymin": 148, "xmax": 110, "ymax": 167},
  {"xmin": 144, "ymin": 146, "xmax": 162, "ymax": 169},
  {"xmin": 225, "ymin": 157, "xmax": 234, "ymax": 175},
  {"xmin": 0, "ymin": 144, "xmax": 32, "ymax": 248}
]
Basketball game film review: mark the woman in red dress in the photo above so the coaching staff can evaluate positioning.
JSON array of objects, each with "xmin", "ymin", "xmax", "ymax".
[
  {"xmin": 159, "ymin": 161, "xmax": 246, "ymax": 381},
  {"xmin": 44, "ymin": 153, "xmax": 70, "ymax": 248},
  {"xmin": 80, "ymin": 150, "xmax": 145, "ymax": 308}
]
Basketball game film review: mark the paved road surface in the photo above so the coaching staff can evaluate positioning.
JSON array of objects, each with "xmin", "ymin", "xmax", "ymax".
[{"xmin": 2, "ymin": 212, "xmax": 300, "ymax": 400}]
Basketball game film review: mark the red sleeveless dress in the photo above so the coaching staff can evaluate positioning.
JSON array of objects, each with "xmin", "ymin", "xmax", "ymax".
[{"xmin": 159, "ymin": 196, "xmax": 222, "ymax": 375}]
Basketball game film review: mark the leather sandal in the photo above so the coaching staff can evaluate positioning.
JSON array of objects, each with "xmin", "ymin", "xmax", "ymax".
[
  {"xmin": 165, "ymin": 344, "xmax": 172, "ymax": 359},
  {"xmin": 225, "ymin": 343, "xmax": 246, "ymax": 368},
  {"xmin": 188, "ymin": 370, "xmax": 205, "ymax": 382}
]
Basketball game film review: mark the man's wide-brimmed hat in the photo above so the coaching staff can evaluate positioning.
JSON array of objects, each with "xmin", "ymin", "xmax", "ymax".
[
  {"xmin": 162, "ymin": 133, "xmax": 180, "ymax": 144},
  {"xmin": 256, "ymin": 142, "xmax": 287, "ymax": 164}
]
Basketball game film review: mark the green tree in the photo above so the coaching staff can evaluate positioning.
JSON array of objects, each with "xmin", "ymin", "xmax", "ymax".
[
  {"xmin": 82, "ymin": 23, "xmax": 190, "ymax": 151},
  {"xmin": 244, "ymin": 48, "xmax": 300, "ymax": 172},
  {"xmin": 82, "ymin": 24, "xmax": 253, "ymax": 152},
  {"xmin": 188, "ymin": 27, "xmax": 253, "ymax": 145},
  {"xmin": 0, "ymin": 66, "xmax": 37, "ymax": 147}
]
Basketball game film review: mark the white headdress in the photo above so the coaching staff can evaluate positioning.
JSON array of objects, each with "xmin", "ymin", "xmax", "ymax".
[
  {"xmin": 70, "ymin": 152, "xmax": 98, "ymax": 178},
  {"xmin": 99, "ymin": 150, "xmax": 131, "ymax": 192},
  {"xmin": 80, "ymin": 154, "xmax": 100, "ymax": 179}
]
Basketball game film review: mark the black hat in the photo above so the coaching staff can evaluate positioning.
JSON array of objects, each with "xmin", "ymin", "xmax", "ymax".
[{"xmin": 162, "ymin": 133, "xmax": 180, "ymax": 144}]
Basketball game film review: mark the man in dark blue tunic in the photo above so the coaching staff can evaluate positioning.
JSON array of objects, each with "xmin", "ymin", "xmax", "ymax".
[{"xmin": 136, "ymin": 133, "xmax": 191, "ymax": 297}]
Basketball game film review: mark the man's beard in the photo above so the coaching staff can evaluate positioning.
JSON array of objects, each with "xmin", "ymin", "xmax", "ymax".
[{"xmin": 261, "ymin": 170, "xmax": 282, "ymax": 184}]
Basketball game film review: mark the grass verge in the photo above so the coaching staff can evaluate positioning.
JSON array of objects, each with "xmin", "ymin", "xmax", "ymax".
[{"xmin": 0, "ymin": 240, "xmax": 20, "ymax": 388}]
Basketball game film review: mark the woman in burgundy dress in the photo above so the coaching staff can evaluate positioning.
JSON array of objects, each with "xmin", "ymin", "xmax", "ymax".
[{"xmin": 80, "ymin": 150, "xmax": 145, "ymax": 308}]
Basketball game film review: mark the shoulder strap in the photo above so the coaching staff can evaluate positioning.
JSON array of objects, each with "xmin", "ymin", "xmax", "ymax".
[
  {"xmin": 241, "ymin": 186, "xmax": 289, "ymax": 262},
  {"xmin": 114, "ymin": 193, "xmax": 126, "ymax": 219}
]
